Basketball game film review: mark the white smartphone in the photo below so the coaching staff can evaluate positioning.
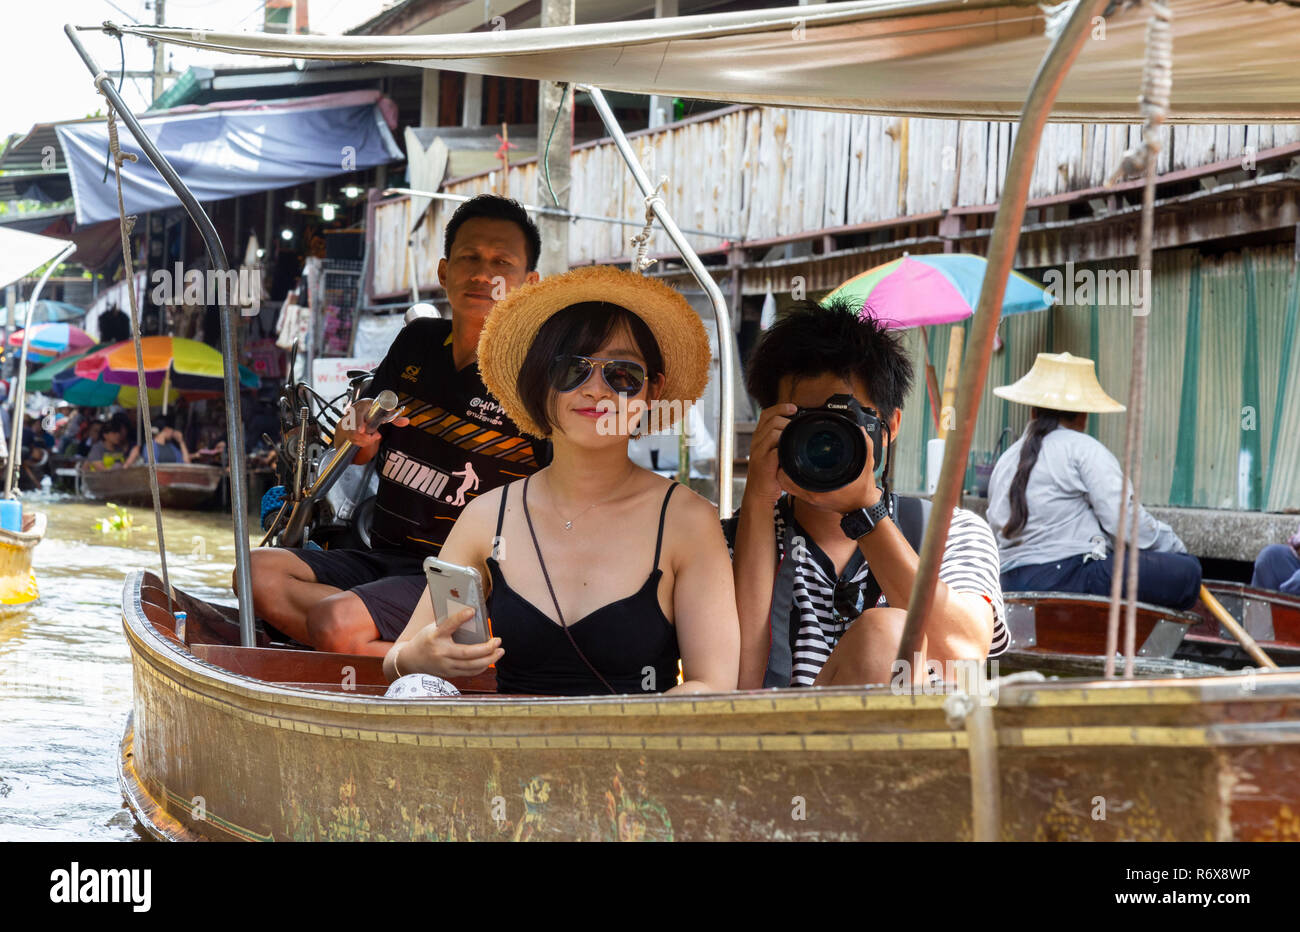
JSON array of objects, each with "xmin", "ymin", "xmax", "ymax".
[{"xmin": 422, "ymin": 556, "xmax": 490, "ymax": 645}]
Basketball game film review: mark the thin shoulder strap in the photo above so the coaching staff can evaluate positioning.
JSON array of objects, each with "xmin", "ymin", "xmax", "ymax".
[
  {"xmin": 652, "ymin": 483, "xmax": 678, "ymax": 572},
  {"xmin": 493, "ymin": 482, "xmax": 510, "ymax": 540}
]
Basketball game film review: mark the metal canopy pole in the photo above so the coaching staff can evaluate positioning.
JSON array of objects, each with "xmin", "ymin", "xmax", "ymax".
[
  {"xmin": 580, "ymin": 84, "xmax": 736, "ymax": 517},
  {"xmin": 64, "ymin": 23, "xmax": 257, "ymax": 647},
  {"xmin": 896, "ymin": 0, "xmax": 1108, "ymax": 663},
  {"xmin": 5, "ymin": 241, "xmax": 78, "ymax": 498}
]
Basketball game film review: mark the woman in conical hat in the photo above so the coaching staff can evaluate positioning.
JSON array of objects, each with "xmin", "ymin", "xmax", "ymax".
[
  {"xmin": 986, "ymin": 352, "xmax": 1202, "ymax": 610},
  {"xmin": 383, "ymin": 266, "xmax": 739, "ymax": 696}
]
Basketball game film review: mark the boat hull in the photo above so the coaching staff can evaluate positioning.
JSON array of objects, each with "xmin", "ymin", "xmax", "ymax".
[
  {"xmin": 121, "ymin": 571, "xmax": 1300, "ymax": 841},
  {"xmin": 0, "ymin": 512, "xmax": 45, "ymax": 615},
  {"xmin": 80, "ymin": 463, "xmax": 224, "ymax": 510}
]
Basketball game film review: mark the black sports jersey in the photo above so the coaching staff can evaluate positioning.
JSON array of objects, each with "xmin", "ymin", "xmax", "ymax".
[{"xmin": 361, "ymin": 318, "xmax": 548, "ymax": 560}]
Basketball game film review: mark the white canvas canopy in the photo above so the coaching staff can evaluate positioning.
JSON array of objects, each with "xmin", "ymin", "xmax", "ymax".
[
  {"xmin": 0, "ymin": 228, "xmax": 76, "ymax": 290},
  {"xmin": 118, "ymin": 0, "xmax": 1300, "ymax": 123}
]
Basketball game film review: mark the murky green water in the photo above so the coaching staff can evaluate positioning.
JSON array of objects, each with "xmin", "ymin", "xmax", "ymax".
[{"xmin": 0, "ymin": 494, "xmax": 249, "ymax": 841}]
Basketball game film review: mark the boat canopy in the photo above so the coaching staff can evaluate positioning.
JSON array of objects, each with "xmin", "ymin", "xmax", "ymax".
[
  {"xmin": 56, "ymin": 89, "xmax": 403, "ymax": 225},
  {"xmin": 117, "ymin": 0, "xmax": 1300, "ymax": 123},
  {"xmin": 0, "ymin": 228, "xmax": 76, "ymax": 289}
]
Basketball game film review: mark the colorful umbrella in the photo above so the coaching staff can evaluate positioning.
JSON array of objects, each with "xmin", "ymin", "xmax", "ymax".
[
  {"xmin": 29, "ymin": 345, "xmax": 256, "ymax": 408},
  {"xmin": 826, "ymin": 254, "xmax": 1053, "ymax": 433},
  {"xmin": 825, "ymin": 253, "xmax": 1053, "ymax": 328},
  {"xmin": 13, "ymin": 300, "xmax": 87, "ymax": 325},
  {"xmin": 7, "ymin": 323, "xmax": 96, "ymax": 360},
  {"xmin": 75, "ymin": 336, "xmax": 259, "ymax": 391}
]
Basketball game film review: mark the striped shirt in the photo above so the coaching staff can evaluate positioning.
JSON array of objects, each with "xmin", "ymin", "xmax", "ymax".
[{"xmin": 724, "ymin": 496, "xmax": 1008, "ymax": 686}]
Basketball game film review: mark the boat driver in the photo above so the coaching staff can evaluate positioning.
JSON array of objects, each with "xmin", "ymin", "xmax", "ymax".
[
  {"xmin": 241, "ymin": 195, "xmax": 549, "ymax": 655},
  {"xmin": 726, "ymin": 298, "xmax": 1007, "ymax": 688}
]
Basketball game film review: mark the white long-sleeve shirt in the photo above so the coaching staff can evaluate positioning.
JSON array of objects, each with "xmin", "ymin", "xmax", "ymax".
[{"xmin": 986, "ymin": 426, "xmax": 1187, "ymax": 572}]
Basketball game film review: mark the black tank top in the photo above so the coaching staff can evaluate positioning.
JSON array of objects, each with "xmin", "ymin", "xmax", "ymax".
[{"xmin": 486, "ymin": 480, "xmax": 680, "ymax": 696}]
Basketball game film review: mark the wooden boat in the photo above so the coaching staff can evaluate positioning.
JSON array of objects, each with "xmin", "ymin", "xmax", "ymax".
[
  {"xmin": 1002, "ymin": 590, "xmax": 1201, "ymax": 659},
  {"xmin": 120, "ymin": 570, "xmax": 1300, "ymax": 841},
  {"xmin": 1179, "ymin": 580, "xmax": 1300, "ymax": 669},
  {"xmin": 0, "ymin": 511, "xmax": 46, "ymax": 616},
  {"xmin": 79, "ymin": 462, "xmax": 224, "ymax": 510},
  {"xmin": 86, "ymin": 3, "xmax": 1300, "ymax": 845}
]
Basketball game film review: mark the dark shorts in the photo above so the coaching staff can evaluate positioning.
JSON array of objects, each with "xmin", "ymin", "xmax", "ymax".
[{"xmin": 291, "ymin": 547, "xmax": 428, "ymax": 642}]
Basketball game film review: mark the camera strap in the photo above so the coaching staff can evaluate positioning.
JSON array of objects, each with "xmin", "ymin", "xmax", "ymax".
[{"xmin": 763, "ymin": 494, "xmax": 930, "ymax": 688}]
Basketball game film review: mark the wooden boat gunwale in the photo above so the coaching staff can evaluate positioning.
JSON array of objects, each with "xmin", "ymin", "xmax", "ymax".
[{"xmin": 124, "ymin": 570, "xmax": 956, "ymax": 716}]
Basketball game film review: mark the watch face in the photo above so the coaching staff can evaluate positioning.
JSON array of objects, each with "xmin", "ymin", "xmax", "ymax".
[{"xmin": 841, "ymin": 509, "xmax": 872, "ymax": 539}]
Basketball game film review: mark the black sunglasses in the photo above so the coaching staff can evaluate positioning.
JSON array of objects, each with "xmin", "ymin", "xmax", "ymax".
[{"xmin": 549, "ymin": 355, "xmax": 647, "ymax": 396}]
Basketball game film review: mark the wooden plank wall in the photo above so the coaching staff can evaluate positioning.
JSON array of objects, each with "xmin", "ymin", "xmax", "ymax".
[{"xmin": 372, "ymin": 108, "xmax": 1300, "ymax": 295}]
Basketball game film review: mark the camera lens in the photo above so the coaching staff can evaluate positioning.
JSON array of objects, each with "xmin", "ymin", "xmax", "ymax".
[
  {"xmin": 804, "ymin": 428, "xmax": 846, "ymax": 471},
  {"xmin": 778, "ymin": 412, "xmax": 867, "ymax": 492}
]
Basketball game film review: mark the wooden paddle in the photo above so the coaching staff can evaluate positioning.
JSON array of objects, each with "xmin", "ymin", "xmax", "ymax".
[{"xmin": 1199, "ymin": 585, "xmax": 1279, "ymax": 670}]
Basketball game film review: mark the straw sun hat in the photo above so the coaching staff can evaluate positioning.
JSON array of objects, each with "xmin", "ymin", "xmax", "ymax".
[
  {"xmin": 477, "ymin": 266, "xmax": 711, "ymax": 439},
  {"xmin": 993, "ymin": 351, "xmax": 1126, "ymax": 414}
]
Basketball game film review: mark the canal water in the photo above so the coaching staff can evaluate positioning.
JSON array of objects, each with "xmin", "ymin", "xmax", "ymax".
[{"xmin": 0, "ymin": 494, "xmax": 247, "ymax": 841}]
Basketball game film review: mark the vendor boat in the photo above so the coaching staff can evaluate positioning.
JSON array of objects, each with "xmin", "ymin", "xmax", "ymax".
[
  {"xmin": 999, "ymin": 590, "xmax": 1219, "ymax": 676},
  {"xmin": 78, "ymin": 462, "xmax": 225, "ymax": 510},
  {"xmin": 1178, "ymin": 580, "xmax": 1300, "ymax": 669},
  {"xmin": 0, "ymin": 512, "xmax": 47, "ymax": 616},
  {"xmin": 0, "ymin": 227, "xmax": 77, "ymax": 614}
]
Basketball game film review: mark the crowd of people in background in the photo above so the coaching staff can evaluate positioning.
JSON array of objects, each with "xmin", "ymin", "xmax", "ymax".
[{"xmin": 8, "ymin": 402, "xmax": 237, "ymax": 490}]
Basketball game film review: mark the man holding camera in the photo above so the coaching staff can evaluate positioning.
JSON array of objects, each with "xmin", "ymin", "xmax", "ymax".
[{"xmin": 726, "ymin": 298, "xmax": 1007, "ymax": 689}]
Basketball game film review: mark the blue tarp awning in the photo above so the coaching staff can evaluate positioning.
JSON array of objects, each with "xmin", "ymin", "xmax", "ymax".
[{"xmin": 56, "ymin": 90, "xmax": 403, "ymax": 225}]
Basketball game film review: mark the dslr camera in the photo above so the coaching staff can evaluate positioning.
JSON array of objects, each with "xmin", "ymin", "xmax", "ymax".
[{"xmin": 777, "ymin": 394, "xmax": 884, "ymax": 492}]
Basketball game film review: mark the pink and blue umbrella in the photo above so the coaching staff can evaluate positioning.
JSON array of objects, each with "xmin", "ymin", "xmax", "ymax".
[
  {"xmin": 825, "ymin": 253, "xmax": 1053, "ymax": 328},
  {"xmin": 7, "ymin": 322, "xmax": 96, "ymax": 360}
]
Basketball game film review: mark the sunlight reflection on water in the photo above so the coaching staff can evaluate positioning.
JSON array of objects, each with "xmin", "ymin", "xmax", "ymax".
[{"xmin": 0, "ymin": 493, "xmax": 247, "ymax": 841}]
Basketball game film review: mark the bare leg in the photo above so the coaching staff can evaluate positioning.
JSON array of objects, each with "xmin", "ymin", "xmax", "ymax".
[
  {"xmin": 236, "ymin": 548, "xmax": 341, "ymax": 644},
  {"xmin": 305, "ymin": 591, "xmax": 390, "ymax": 656},
  {"xmin": 814, "ymin": 607, "xmax": 925, "ymax": 687}
]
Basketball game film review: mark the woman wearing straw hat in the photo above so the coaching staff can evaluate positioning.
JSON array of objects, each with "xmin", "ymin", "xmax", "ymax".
[
  {"xmin": 383, "ymin": 267, "xmax": 740, "ymax": 696},
  {"xmin": 986, "ymin": 352, "xmax": 1201, "ymax": 610}
]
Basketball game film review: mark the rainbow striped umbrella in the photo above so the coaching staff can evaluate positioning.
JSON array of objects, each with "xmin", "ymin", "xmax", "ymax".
[
  {"xmin": 7, "ymin": 322, "xmax": 96, "ymax": 359},
  {"xmin": 825, "ymin": 253, "xmax": 1053, "ymax": 328},
  {"xmin": 74, "ymin": 336, "xmax": 258, "ymax": 391},
  {"xmin": 31, "ymin": 344, "xmax": 256, "ymax": 408}
]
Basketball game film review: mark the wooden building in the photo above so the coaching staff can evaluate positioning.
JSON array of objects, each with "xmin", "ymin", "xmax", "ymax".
[{"xmin": 354, "ymin": 0, "xmax": 1300, "ymax": 530}]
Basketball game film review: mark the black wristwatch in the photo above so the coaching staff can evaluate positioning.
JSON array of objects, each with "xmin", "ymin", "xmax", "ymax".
[{"xmin": 840, "ymin": 494, "xmax": 891, "ymax": 540}]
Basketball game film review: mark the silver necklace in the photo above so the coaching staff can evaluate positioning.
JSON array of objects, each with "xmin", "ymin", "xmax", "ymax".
[{"xmin": 545, "ymin": 468, "xmax": 634, "ymax": 530}]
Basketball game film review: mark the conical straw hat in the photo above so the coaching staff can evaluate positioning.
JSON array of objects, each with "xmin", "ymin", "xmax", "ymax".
[{"xmin": 993, "ymin": 351, "xmax": 1125, "ymax": 413}]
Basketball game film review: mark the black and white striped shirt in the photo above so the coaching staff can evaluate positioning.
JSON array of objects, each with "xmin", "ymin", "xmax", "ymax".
[{"xmin": 724, "ymin": 496, "xmax": 1008, "ymax": 686}]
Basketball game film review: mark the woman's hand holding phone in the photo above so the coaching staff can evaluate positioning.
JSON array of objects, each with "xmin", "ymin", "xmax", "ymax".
[{"xmin": 408, "ymin": 606, "xmax": 503, "ymax": 678}]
